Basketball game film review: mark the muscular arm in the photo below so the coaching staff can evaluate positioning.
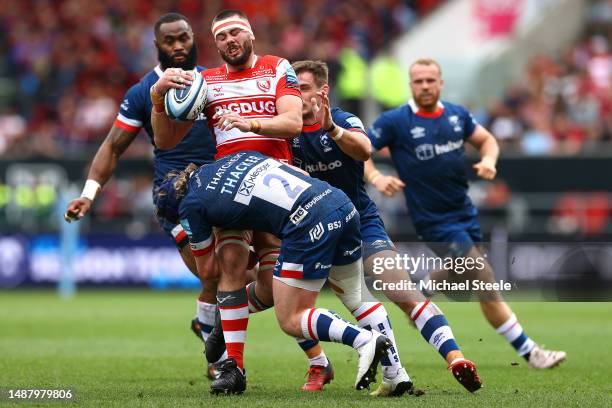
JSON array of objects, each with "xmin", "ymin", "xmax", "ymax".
[
  {"xmin": 88, "ymin": 125, "xmax": 138, "ymax": 185},
  {"xmin": 333, "ymin": 128, "xmax": 372, "ymax": 161},
  {"xmin": 467, "ymin": 125, "xmax": 499, "ymax": 180},
  {"xmin": 151, "ymin": 109, "xmax": 194, "ymax": 150},
  {"xmin": 64, "ymin": 125, "xmax": 138, "ymax": 221}
]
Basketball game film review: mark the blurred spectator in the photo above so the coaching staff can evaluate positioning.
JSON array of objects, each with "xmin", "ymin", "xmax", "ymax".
[
  {"xmin": 0, "ymin": 108, "xmax": 26, "ymax": 154},
  {"xmin": 0, "ymin": 0, "xmax": 440, "ymax": 158},
  {"xmin": 489, "ymin": 0, "xmax": 612, "ymax": 156}
]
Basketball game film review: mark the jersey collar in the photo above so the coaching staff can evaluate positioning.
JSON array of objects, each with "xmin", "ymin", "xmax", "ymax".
[
  {"xmin": 302, "ymin": 123, "xmax": 322, "ymax": 132},
  {"xmin": 408, "ymin": 99, "xmax": 444, "ymax": 118},
  {"xmin": 154, "ymin": 65, "xmax": 164, "ymax": 78}
]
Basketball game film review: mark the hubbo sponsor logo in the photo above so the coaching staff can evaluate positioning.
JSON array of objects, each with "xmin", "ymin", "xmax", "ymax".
[{"xmin": 305, "ymin": 160, "xmax": 342, "ymax": 173}]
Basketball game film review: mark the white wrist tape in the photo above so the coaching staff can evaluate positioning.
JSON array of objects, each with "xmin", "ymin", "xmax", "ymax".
[
  {"xmin": 81, "ymin": 179, "xmax": 101, "ymax": 201},
  {"xmin": 330, "ymin": 125, "xmax": 344, "ymax": 141}
]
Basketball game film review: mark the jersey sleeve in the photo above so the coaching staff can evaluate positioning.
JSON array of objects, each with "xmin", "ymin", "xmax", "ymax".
[
  {"xmin": 367, "ymin": 113, "xmax": 396, "ymax": 150},
  {"xmin": 460, "ymin": 106, "xmax": 478, "ymax": 139},
  {"xmin": 114, "ymin": 83, "xmax": 146, "ymax": 133},
  {"xmin": 275, "ymin": 58, "xmax": 301, "ymax": 99},
  {"xmin": 332, "ymin": 109, "xmax": 367, "ymax": 134},
  {"xmin": 179, "ymin": 201, "xmax": 213, "ymax": 257}
]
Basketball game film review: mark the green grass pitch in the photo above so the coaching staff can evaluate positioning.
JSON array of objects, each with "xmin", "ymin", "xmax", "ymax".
[{"xmin": 1, "ymin": 290, "xmax": 611, "ymax": 407}]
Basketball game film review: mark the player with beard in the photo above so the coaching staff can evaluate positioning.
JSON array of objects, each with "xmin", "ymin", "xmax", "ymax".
[
  {"xmin": 150, "ymin": 10, "xmax": 307, "ymax": 394},
  {"xmin": 64, "ymin": 13, "xmax": 221, "ymax": 378},
  {"xmin": 365, "ymin": 58, "xmax": 566, "ymax": 369}
]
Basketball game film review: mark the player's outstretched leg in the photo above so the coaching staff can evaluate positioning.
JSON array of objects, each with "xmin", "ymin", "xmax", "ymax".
[
  {"xmin": 273, "ymin": 276, "xmax": 391, "ymax": 391},
  {"xmin": 328, "ymin": 261, "xmax": 413, "ymax": 396},
  {"xmin": 489, "ymin": 305, "xmax": 566, "ymax": 369},
  {"xmin": 468, "ymin": 249, "xmax": 566, "ymax": 369},
  {"xmin": 411, "ymin": 300, "xmax": 482, "ymax": 392}
]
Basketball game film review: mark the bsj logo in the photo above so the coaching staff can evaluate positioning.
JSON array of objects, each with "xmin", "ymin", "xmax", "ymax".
[{"xmin": 257, "ymin": 79, "xmax": 271, "ymax": 93}]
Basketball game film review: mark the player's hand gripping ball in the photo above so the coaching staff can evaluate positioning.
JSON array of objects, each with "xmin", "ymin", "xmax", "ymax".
[{"xmin": 165, "ymin": 70, "xmax": 208, "ymax": 122}]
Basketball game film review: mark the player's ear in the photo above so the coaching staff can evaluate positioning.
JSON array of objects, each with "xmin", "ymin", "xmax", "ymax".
[{"xmin": 321, "ymin": 84, "xmax": 330, "ymax": 94}]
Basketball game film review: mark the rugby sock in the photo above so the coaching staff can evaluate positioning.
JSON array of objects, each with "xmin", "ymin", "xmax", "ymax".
[
  {"xmin": 411, "ymin": 300, "xmax": 460, "ymax": 359},
  {"xmin": 307, "ymin": 350, "xmax": 329, "ymax": 368},
  {"xmin": 246, "ymin": 282, "xmax": 272, "ymax": 313},
  {"xmin": 196, "ymin": 301, "xmax": 216, "ymax": 341},
  {"xmin": 296, "ymin": 338, "xmax": 319, "ymax": 353},
  {"xmin": 217, "ymin": 289, "xmax": 249, "ymax": 370},
  {"xmin": 496, "ymin": 313, "xmax": 536, "ymax": 357},
  {"xmin": 352, "ymin": 302, "xmax": 402, "ymax": 379},
  {"xmin": 300, "ymin": 308, "xmax": 372, "ymax": 349}
]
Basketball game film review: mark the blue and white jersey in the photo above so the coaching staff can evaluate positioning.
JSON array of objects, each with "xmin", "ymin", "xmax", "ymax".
[
  {"xmin": 291, "ymin": 108, "xmax": 380, "ymax": 218},
  {"xmin": 178, "ymin": 151, "xmax": 352, "ymax": 256},
  {"xmin": 115, "ymin": 65, "xmax": 216, "ymax": 186},
  {"xmin": 367, "ymin": 100, "xmax": 479, "ymax": 230}
]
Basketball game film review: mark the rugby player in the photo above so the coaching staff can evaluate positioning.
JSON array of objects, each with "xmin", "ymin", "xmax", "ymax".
[
  {"xmin": 150, "ymin": 9, "xmax": 311, "ymax": 389},
  {"xmin": 365, "ymin": 58, "xmax": 566, "ymax": 369},
  {"xmin": 63, "ymin": 13, "xmax": 221, "ymax": 377},
  {"xmin": 290, "ymin": 60, "xmax": 481, "ymax": 394},
  {"xmin": 154, "ymin": 152, "xmax": 392, "ymax": 394}
]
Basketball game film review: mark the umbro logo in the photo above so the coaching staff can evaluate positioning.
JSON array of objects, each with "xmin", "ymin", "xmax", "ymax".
[{"xmin": 411, "ymin": 126, "xmax": 426, "ymax": 139}]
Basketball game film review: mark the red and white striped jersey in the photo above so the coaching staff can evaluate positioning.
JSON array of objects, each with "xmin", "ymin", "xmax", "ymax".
[{"xmin": 202, "ymin": 55, "xmax": 301, "ymax": 162}]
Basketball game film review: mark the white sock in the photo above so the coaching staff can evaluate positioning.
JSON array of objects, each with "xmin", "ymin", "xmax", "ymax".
[
  {"xmin": 308, "ymin": 351, "xmax": 329, "ymax": 367},
  {"xmin": 197, "ymin": 301, "xmax": 216, "ymax": 341}
]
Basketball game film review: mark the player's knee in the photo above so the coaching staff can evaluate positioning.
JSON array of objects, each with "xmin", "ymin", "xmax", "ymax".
[
  {"xmin": 217, "ymin": 244, "xmax": 249, "ymax": 272},
  {"xmin": 328, "ymin": 261, "xmax": 364, "ymax": 311},
  {"xmin": 276, "ymin": 313, "xmax": 301, "ymax": 337}
]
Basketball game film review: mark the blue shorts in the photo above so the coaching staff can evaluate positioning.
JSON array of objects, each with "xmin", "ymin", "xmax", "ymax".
[
  {"xmin": 274, "ymin": 202, "xmax": 362, "ymax": 281},
  {"xmin": 360, "ymin": 212, "xmax": 395, "ymax": 259},
  {"xmin": 417, "ymin": 216, "xmax": 483, "ymax": 258}
]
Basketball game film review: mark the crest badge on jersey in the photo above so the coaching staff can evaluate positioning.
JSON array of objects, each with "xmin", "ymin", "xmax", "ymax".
[
  {"xmin": 415, "ymin": 143, "xmax": 435, "ymax": 161},
  {"xmin": 212, "ymin": 85, "xmax": 224, "ymax": 98},
  {"xmin": 411, "ymin": 126, "xmax": 426, "ymax": 139},
  {"xmin": 449, "ymin": 115, "xmax": 462, "ymax": 132},
  {"xmin": 320, "ymin": 134, "xmax": 333, "ymax": 153},
  {"xmin": 257, "ymin": 79, "xmax": 271, "ymax": 93}
]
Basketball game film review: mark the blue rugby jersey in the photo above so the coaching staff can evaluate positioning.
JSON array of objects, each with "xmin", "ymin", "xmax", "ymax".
[
  {"xmin": 178, "ymin": 152, "xmax": 352, "ymax": 256},
  {"xmin": 115, "ymin": 65, "xmax": 216, "ymax": 186},
  {"xmin": 367, "ymin": 100, "xmax": 479, "ymax": 230},
  {"xmin": 291, "ymin": 107, "xmax": 381, "ymax": 218}
]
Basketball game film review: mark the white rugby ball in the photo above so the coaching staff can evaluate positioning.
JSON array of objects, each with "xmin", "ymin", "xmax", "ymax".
[{"xmin": 164, "ymin": 70, "xmax": 208, "ymax": 122}]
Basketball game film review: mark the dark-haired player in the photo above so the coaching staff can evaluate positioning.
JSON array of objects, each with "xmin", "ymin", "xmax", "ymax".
[
  {"xmin": 290, "ymin": 60, "xmax": 481, "ymax": 395},
  {"xmin": 64, "ymin": 13, "xmax": 221, "ymax": 376}
]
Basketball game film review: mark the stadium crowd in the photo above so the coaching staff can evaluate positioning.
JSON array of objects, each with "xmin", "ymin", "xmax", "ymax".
[
  {"xmin": 2, "ymin": 0, "xmax": 610, "ymax": 158},
  {"xmin": 0, "ymin": 0, "xmax": 440, "ymax": 157}
]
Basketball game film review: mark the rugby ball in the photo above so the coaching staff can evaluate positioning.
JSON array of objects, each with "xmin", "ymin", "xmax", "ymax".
[{"xmin": 164, "ymin": 70, "xmax": 208, "ymax": 122}]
